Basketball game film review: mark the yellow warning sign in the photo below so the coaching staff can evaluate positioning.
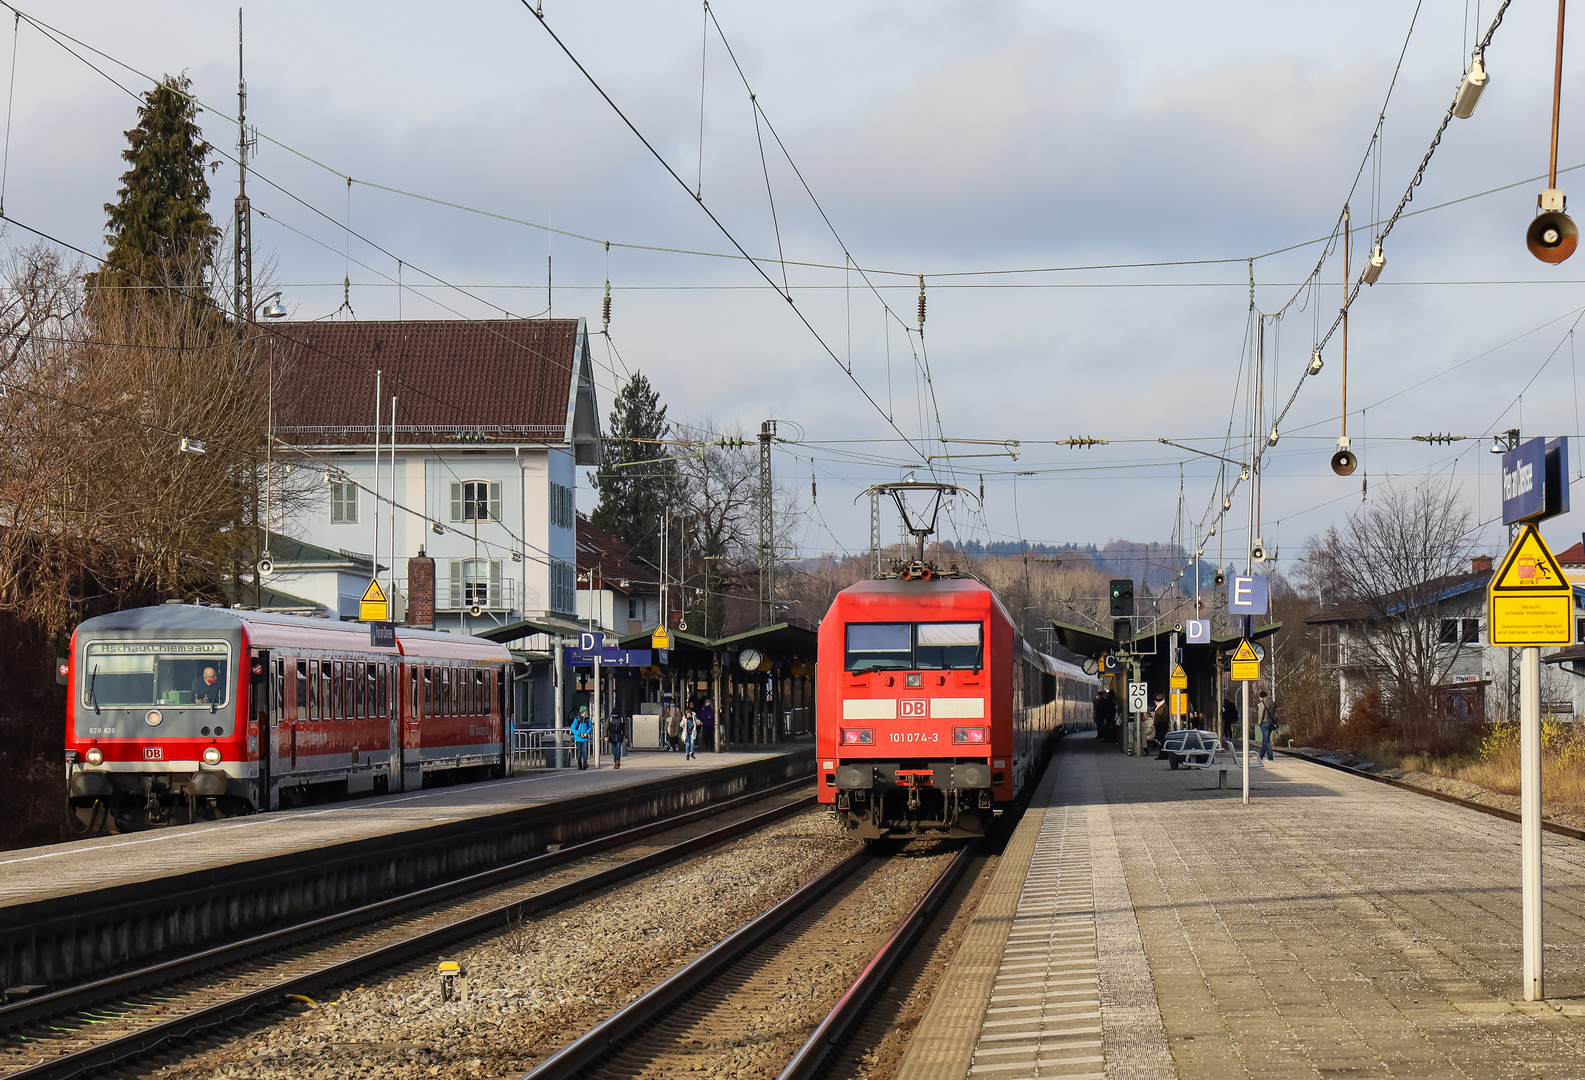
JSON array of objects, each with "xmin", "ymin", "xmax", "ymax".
[
  {"xmin": 1170, "ymin": 688, "xmax": 1186, "ymax": 714},
  {"xmin": 1230, "ymin": 638, "xmax": 1260, "ymax": 681},
  {"xmin": 652, "ymin": 627, "xmax": 671, "ymax": 651},
  {"xmin": 1170, "ymin": 664, "xmax": 1187, "ymax": 690},
  {"xmin": 1489, "ymin": 524, "xmax": 1574, "ymax": 646},
  {"xmin": 359, "ymin": 579, "xmax": 389, "ymax": 622}
]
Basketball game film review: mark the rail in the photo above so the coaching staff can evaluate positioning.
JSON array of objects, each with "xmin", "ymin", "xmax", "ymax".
[{"xmin": 0, "ymin": 782, "xmax": 816, "ymax": 1080}]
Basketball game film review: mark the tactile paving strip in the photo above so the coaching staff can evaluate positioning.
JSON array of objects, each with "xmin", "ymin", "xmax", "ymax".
[{"xmin": 967, "ymin": 806, "xmax": 1105, "ymax": 1079}]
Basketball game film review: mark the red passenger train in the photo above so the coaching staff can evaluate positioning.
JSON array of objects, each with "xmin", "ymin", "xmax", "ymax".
[
  {"xmin": 816, "ymin": 574, "xmax": 1097, "ymax": 839},
  {"xmin": 64, "ymin": 604, "xmax": 512, "ymax": 832}
]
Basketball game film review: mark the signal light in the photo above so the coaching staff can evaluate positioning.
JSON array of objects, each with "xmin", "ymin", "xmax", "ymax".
[
  {"xmin": 841, "ymin": 728, "xmax": 875, "ymax": 746},
  {"xmin": 952, "ymin": 726, "xmax": 987, "ymax": 744},
  {"xmin": 1113, "ymin": 619, "xmax": 1130, "ymax": 645},
  {"xmin": 1108, "ymin": 578, "xmax": 1134, "ymax": 617}
]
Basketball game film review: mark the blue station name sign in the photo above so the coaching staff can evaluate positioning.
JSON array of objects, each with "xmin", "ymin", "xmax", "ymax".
[{"xmin": 1502, "ymin": 437, "xmax": 1570, "ymax": 525}]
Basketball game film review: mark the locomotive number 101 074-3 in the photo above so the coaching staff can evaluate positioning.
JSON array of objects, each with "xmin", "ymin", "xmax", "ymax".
[{"xmin": 890, "ymin": 731, "xmax": 939, "ymax": 743}]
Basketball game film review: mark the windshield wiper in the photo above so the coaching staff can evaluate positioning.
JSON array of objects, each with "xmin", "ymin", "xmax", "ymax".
[{"xmin": 89, "ymin": 664, "xmax": 100, "ymax": 715}]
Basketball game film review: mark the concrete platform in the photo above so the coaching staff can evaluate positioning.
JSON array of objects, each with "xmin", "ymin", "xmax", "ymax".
[
  {"xmin": 2, "ymin": 747, "xmax": 791, "ymax": 910},
  {"xmin": 0, "ymin": 746, "xmax": 810, "ymax": 989},
  {"xmin": 898, "ymin": 733, "xmax": 1585, "ymax": 1078}
]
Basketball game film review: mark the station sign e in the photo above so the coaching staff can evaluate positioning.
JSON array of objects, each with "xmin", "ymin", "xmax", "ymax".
[
  {"xmin": 1488, "ymin": 523, "xmax": 1575, "ymax": 646},
  {"xmin": 1228, "ymin": 575, "xmax": 1268, "ymax": 616}
]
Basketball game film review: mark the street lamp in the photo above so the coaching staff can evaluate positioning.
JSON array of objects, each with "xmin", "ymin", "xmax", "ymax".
[{"xmin": 257, "ymin": 291, "xmax": 288, "ymax": 320}]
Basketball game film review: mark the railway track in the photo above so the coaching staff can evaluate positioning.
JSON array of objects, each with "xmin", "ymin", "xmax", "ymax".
[
  {"xmin": 0, "ymin": 781, "xmax": 815, "ymax": 1080},
  {"xmin": 524, "ymin": 836, "xmax": 980, "ymax": 1080}
]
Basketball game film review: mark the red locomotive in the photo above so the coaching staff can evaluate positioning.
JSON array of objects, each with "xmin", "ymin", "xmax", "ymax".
[
  {"xmin": 816, "ymin": 572, "xmax": 1096, "ymax": 839},
  {"xmin": 64, "ymin": 603, "xmax": 511, "ymax": 831}
]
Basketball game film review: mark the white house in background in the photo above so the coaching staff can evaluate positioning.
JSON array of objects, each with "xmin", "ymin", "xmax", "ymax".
[
  {"xmin": 265, "ymin": 318, "xmax": 602, "ymax": 632},
  {"xmin": 574, "ymin": 515, "xmax": 662, "ymax": 635}
]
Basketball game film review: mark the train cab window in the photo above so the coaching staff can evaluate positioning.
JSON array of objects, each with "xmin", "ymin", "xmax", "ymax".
[
  {"xmin": 80, "ymin": 641, "xmax": 231, "ymax": 708},
  {"xmin": 916, "ymin": 623, "xmax": 983, "ymax": 670},
  {"xmin": 845, "ymin": 624, "xmax": 911, "ymax": 671}
]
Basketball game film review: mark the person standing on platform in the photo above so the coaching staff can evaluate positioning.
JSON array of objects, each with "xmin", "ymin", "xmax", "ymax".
[
  {"xmin": 666, "ymin": 708, "xmax": 682, "ymax": 752},
  {"xmin": 699, "ymin": 698, "xmax": 716, "ymax": 752},
  {"xmin": 607, "ymin": 712, "xmax": 628, "ymax": 770},
  {"xmin": 1151, "ymin": 693, "xmax": 1169, "ymax": 750},
  {"xmin": 1093, "ymin": 688, "xmax": 1116, "ymax": 743},
  {"xmin": 571, "ymin": 706, "xmax": 593, "ymax": 770},
  {"xmin": 1256, "ymin": 690, "xmax": 1277, "ymax": 761},
  {"xmin": 682, "ymin": 707, "xmax": 700, "ymax": 759},
  {"xmin": 1221, "ymin": 698, "xmax": 1239, "ymax": 743}
]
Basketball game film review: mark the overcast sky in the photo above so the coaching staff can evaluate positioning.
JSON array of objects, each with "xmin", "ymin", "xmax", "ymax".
[{"xmin": 12, "ymin": 0, "xmax": 1585, "ymax": 569}]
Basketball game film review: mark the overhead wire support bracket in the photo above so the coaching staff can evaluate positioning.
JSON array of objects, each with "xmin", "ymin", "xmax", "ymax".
[{"xmin": 1158, "ymin": 438, "xmax": 1247, "ymax": 469}]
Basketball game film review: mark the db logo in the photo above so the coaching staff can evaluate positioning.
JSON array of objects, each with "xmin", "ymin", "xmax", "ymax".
[
  {"xmin": 144, "ymin": 747, "xmax": 163, "ymax": 760},
  {"xmin": 899, "ymin": 700, "xmax": 928, "ymax": 719}
]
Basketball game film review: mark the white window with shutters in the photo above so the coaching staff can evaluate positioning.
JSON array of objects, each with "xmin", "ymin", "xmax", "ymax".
[
  {"xmin": 329, "ymin": 479, "xmax": 358, "ymax": 524},
  {"xmin": 450, "ymin": 480, "xmax": 501, "ymax": 522},
  {"xmin": 449, "ymin": 558, "xmax": 504, "ymax": 609}
]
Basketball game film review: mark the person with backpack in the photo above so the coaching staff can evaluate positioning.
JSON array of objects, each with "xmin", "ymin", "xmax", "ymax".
[
  {"xmin": 606, "ymin": 712, "xmax": 628, "ymax": 770},
  {"xmin": 570, "ymin": 706, "xmax": 594, "ymax": 770},
  {"xmin": 1256, "ymin": 690, "xmax": 1278, "ymax": 761}
]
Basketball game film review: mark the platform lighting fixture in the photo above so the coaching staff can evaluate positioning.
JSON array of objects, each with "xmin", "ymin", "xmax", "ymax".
[
  {"xmin": 1267, "ymin": 425, "xmax": 1280, "ymax": 447},
  {"xmin": 510, "ymin": 551, "xmax": 522, "ymax": 563},
  {"xmin": 1490, "ymin": 435, "xmax": 1509, "ymax": 454},
  {"xmin": 258, "ymin": 291, "xmax": 288, "ymax": 319},
  {"xmin": 1363, "ymin": 243, "xmax": 1386, "ymax": 284},
  {"xmin": 179, "ymin": 437, "xmax": 206, "ymax": 455},
  {"xmin": 1454, "ymin": 53, "xmax": 1489, "ymax": 119},
  {"xmin": 1308, "ymin": 351, "xmax": 1324, "ymax": 375},
  {"xmin": 431, "ymin": 522, "xmax": 445, "ymax": 535}
]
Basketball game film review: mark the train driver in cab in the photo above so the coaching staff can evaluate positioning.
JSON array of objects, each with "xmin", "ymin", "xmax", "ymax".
[{"xmin": 194, "ymin": 665, "xmax": 225, "ymax": 705}]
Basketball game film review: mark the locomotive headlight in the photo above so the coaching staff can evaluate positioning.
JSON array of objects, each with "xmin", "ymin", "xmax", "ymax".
[
  {"xmin": 146, "ymin": 710, "xmax": 163, "ymax": 727},
  {"xmin": 85, "ymin": 746, "xmax": 104, "ymax": 766},
  {"xmin": 952, "ymin": 727, "xmax": 987, "ymax": 744},
  {"xmin": 202, "ymin": 746, "xmax": 222, "ymax": 766},
  {"xmin": 841, "ymin": 728, "xmax": 875, "ymax": 746}
]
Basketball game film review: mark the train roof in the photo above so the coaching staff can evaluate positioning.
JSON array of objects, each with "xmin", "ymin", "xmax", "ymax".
[{"xmin": 73, "ymin": 605, "xmax": 511, "ymax": 661}]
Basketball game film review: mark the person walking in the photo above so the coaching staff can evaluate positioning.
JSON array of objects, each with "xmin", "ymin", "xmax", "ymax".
[
  {"xmin": 698, "ymin": 698, "xmax": 716, "ymax": 752},
  {"xmin": 666, "ymin": 707, "xmax": 682, "ymax": 752},
  {"xmin": 607, "ymin": 712, "xmax": 628, "ymax": 769},
  {"xmin": 1256, "ymin": 690, "xmax": 1278, "ymax": 761},
  {"xmin": 570, "ymin": 706, "xmax": 593, "ymax": 771},
  {"xmin": 682, "ymin": 707, "xmax": 700, "ymax": 759},
  {"xmin": 1221, "ymin": 698, "xmax": 1239, "ymax": 742}
]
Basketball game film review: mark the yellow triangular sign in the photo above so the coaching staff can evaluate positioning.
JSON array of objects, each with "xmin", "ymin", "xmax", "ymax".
[
  {"xmin": 361, "ymin": 579, "xmax": 387, "ymax": 604},
  {"xmin": 1492, "ymin": 524, "xmax": 1569, "ymax": 591},
  {"xmin": 1232, "ymin": 639, "xmax": 1259, "ymax": 663}
]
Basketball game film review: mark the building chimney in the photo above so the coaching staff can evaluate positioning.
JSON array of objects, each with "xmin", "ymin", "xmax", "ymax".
[
  {"xmin": 1472, "ymin": 555, "xmax": 1493, "ymax": 573},
  {"xmin": 409, "ymin": 547, "xmax": 435, "ymax": 629}
]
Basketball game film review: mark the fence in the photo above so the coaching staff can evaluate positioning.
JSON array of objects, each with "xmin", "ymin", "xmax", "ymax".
[{"xmin": 511, "ymin": 726, "xmax": 576, "ymax": 770}]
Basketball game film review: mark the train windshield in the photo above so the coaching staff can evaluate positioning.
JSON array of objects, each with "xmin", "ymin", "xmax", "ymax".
[
  {"xmin": 845, "ymin": 622, "xmax": 983, "ymax": 671},
  {"xmin": 81, "ymin": 641, "xmax": 231, "ymax": 708}
]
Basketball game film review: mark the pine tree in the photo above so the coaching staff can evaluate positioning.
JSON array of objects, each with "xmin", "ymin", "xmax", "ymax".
[
  {"xmin": 88, "ymin": 73, "xmax": 218, "ymax": 297},
  {"xmin": 592, "ymin": 372, "xmax": 671, "ymax": 563}
]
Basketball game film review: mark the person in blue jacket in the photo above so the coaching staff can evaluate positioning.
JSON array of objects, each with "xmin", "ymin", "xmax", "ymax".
[{"xmin": 571, "ymin": 706, "xmax": 593, "ymax": 770}]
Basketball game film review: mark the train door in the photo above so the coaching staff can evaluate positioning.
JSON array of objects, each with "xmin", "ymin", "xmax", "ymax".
[
  {"xmin": 404, "ymin": 665, "xmax": 424, "ymax": 792},
  {"xmin": 387, "ymin": 662, "xmax": 402, "ymax": 791},
  {"xmin": 250, "ymin": 650, "xmax": 271, "ymax": 812}
]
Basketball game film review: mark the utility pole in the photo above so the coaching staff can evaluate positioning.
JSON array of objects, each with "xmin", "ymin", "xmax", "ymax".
[
  {"xmin": 233, "ymin": 9, "xmax": 253, "ymax": 323},
  {"xmin": 758, "ymin": 419, "xmax": 776, "ymax": 626}
]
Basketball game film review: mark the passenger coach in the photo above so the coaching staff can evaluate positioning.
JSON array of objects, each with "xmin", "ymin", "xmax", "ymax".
[
  {"xmin": 64, "ymin": 603, "xmax": 511, "ymax": 831},
  {"xmin": 816, "ymin": 574, "xmax": 1096, "ymax": 839}
]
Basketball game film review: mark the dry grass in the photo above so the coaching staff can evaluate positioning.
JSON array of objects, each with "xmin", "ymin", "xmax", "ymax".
[{"xmin": 1402, "ymin": 719, "xmax": 1585, "ymax": 817}]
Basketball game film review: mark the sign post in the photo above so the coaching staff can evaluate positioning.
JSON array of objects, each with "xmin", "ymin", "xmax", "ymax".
[
  {"xmin": 1127, "ymin": 680, "xmax": 1148, "ymax": 756},
  {"xmin": 1496, "ymin": 436, "xmax": 1572, "ymax": 1002},
  {"xmin": 1230, "ymin": 639, "xmax": 1261, "ymax": 804}
]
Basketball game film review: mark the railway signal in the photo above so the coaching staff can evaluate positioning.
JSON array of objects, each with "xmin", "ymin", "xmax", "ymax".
[{"xmin": 1108, "ymin": 578, "xmax": 1134, "ymax": 617}]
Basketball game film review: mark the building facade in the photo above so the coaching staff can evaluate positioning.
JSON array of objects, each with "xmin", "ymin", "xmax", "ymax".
[{"xmin": 265, "ymin": 318, "xmax": 601, "ymax": 633}]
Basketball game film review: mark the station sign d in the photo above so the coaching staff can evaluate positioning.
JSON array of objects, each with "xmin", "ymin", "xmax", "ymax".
[
  {"xmin": 1488, "ymin": 523, "xmax": 1574, "ymax": 646},
  {"xmin": 359, "ymin": 579, "xmax": 389, "ymax": 622}
]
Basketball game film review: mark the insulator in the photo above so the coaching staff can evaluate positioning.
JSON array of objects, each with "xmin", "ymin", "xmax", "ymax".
[
  {"xmin": 602, "ymin": 282, "xmax": 611, "ymax": 330},
  {"xmin": 917, "ymin": 274, "xmax": 926, "ymax": 330}
]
